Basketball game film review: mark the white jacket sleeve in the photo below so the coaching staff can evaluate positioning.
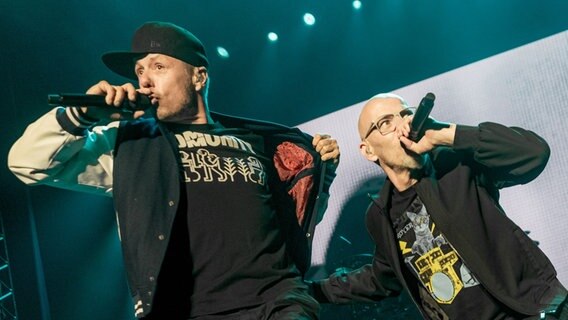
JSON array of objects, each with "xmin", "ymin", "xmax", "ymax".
[{"xmin": 7, "ymin": 107, "xmax": 119, "ymax": 197}]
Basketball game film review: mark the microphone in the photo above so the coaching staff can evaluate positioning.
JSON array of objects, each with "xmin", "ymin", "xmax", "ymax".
[
  {"xmin": 408, "ymin": 92, "xmax": 435, "ymax": 141},
  {"xmin": 47, "ymin": 93, "xmax": 152, "ymax": 111}
]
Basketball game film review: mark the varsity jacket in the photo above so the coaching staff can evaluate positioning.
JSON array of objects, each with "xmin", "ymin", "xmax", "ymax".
[
  {"xmin": 8, "ymin": 107, "xmax": 335, "ymax": 318},
  {"xmin": 313, "ymin": 122, "xmax": 567, "ymax": 319}
]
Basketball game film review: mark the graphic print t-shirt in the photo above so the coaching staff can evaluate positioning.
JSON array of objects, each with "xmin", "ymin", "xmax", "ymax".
[
  {"xmin": 167, "ymin": 122, "xmax": 298, "ymax": 316},
  {"xmin": 390, "ymin": 187, "xmax": 508, "ymax": 319}
]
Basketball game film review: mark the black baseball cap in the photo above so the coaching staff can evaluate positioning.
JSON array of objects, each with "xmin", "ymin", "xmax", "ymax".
[{"xmin": 102, "ymin": 21, "xmax": 209, "ymax": 80}]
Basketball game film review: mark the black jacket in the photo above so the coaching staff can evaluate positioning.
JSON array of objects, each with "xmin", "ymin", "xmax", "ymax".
[
  {"xmin": 314, "ymin": 122, "xmax": 566, "ymax": 318},
  {"xmin": 113, "ymin": 112, "xmax": 335, "ymax": 318}
]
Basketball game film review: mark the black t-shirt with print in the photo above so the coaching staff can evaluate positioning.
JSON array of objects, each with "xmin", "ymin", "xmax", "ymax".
[
  {"xmin": 155, "ymin": 122, "xmax": 300, "ymax": 317},
  {"xmin": 390, "ymin": 187, "xmax": 517, "ymax": 320}
]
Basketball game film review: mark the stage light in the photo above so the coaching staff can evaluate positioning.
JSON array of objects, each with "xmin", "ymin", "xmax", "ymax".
[
  {"xmin": 267, "ymin": 32, "xmax": 278, "ymax": 42},
  {"xmin": 353, "ymin": 0, "xmax": 362, "ymax": 9},
  {"xmin": 303, "ymin": 13, "xmax": 316, "ymax": 26},
  {"xmin": 216, "ymin": 46, "xmax": 230, "ymax": 58}
]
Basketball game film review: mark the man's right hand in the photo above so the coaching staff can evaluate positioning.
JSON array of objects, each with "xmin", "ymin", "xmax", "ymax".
[{"xmin": 81, "ymin": 80, "xmax": 147, "ymax": 121}]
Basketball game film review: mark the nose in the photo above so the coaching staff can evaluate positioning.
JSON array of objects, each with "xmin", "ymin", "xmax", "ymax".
[{"xmin": 138, "ymin": 72, "xmax": 153, "ymax": 88}]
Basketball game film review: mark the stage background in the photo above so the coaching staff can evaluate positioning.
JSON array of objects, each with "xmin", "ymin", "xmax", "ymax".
[{"xmin": 1, "ymin": 2, "xmax": 568, "ymax": 319}]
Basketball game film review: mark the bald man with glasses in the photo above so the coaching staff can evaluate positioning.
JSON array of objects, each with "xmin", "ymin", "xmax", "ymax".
[{"xmin": 310, "ymin": 93, "xmax": 567, "ymax": 319}]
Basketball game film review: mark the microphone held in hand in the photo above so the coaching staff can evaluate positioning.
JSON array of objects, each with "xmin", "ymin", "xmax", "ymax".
[
  {"xmin": 409, "ymin": 92, "xmax": 435, "ymax": 141},
  {"xmin": 47, "ymin": 93, "xmax": 152, "ymax": 111}
]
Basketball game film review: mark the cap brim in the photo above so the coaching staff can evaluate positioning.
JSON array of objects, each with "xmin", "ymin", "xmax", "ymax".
[{"xmin": 102, "ymin": 52, "xmax": 147, "ymax": 81}]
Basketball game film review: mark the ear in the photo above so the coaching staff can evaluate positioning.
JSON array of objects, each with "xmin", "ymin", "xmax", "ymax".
[
  {"xmin": 193, "ymin": 67, "xmax": 208, "ymax": 91},
  {"xmin": 359, "ymin": 141, "xmax": 378, "ymax": 162}
]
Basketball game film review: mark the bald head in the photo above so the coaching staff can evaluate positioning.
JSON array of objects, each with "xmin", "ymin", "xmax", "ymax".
[{"xmin": 358, "ymin": 93, "xmax": 408, "ymax": 140}]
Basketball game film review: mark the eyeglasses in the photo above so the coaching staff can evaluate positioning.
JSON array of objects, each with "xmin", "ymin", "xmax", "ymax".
[{"xmin": 362, "ymin": 107, "xmax": 416, "ymax": 140}]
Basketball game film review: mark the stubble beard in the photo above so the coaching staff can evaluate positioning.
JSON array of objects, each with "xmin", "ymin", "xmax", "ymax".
[
  {"xmin": 384, "ymin": 150, "xmax": 424, "ymax": 174},
  {"xmin": 402, "ymin": 152, "xmax": 424, "ymax": 170},
  {"xmin": 156, "ymin": 88, "xmax": 199, "ymax": 123}
]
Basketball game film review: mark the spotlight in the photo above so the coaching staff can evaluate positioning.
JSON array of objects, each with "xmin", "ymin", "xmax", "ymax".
[
  {"xmin": 353, "ymin": 0, "xmax": 362, "ymax": 9},
  {"xmin": 216, "ymin": 46, "xmax": 229, "ymax": 58},
  {"xmin": 267, "ymin": 32, "xmax": 278, "ymax": 42},
  {"xmin": 303, "ymin": 13, "xmax": 316, "ymax": 26}
]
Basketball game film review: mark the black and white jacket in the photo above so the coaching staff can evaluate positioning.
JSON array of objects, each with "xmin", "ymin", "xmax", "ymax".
[{"xmin": 8, "ymin": 107, "xmax": 336, "ymax": 318}]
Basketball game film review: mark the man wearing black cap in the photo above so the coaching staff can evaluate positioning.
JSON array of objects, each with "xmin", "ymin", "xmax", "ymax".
[{"xmin": 8, "ymin": 21, "xmax": 339, "ymax": 319}]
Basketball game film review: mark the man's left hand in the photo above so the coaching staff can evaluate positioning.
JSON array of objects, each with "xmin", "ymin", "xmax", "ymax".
[{"xmin": 312, "ymin": 134, "xmax": 340, "ymax": 165}]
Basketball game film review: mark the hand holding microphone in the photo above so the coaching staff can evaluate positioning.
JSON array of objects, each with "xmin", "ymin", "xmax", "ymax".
[
  {"xmin": 48, "ymin": 81, "xmax": 152, "ymax": 121},
  {"xmin": 400, "ymin": 92, "xmax": 456, "ymax": 154}
]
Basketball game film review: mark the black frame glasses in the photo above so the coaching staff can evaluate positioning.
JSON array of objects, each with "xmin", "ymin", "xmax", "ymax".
[{"xmin": 362, "ymin": 107, "xmax": 416, "ymax": 140}]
